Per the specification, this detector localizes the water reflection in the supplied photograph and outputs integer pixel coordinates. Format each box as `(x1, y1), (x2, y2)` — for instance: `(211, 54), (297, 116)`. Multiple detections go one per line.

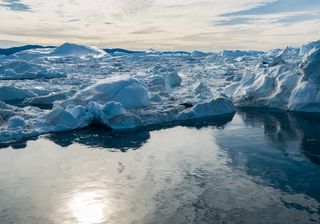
(46, 114), (234, 151)
(47, 125), (151, 151)
(238, 109), (320, 165)
(214, 109), (320, 206)
(0, 110), (319, 223)
(0, 114), (234, 151)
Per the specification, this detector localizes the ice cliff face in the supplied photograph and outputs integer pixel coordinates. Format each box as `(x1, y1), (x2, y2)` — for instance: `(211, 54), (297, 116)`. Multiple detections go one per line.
(1, 40), (320, 143)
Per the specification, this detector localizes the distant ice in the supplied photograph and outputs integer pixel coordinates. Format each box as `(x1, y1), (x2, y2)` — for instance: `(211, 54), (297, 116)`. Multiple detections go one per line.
(6, 43), (107, 59)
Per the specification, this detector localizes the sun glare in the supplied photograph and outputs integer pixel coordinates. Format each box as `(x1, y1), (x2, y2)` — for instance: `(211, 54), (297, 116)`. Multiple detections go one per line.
(68, 191), (110, 224)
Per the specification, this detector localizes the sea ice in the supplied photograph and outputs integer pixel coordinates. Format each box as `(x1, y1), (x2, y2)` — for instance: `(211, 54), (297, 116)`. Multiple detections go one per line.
(0, 60), (65, 80)
(0, 85), (37, 101)
(1, 40), (320, 144)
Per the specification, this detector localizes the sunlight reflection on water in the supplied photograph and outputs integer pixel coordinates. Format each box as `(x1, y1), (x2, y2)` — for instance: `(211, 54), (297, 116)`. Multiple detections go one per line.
(68, 190), (110, 224)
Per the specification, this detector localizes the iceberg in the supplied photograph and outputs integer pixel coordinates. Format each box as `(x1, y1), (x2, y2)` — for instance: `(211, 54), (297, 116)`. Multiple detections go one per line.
(50, 43), (106, 58)
(227, 44), (320, 112)
(9, 43), (106, 59)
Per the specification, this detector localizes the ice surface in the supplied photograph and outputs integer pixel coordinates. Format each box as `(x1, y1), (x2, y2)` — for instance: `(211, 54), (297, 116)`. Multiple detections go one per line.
(1, 40), (320, 143)
(58, 78), (150, 109)
(0, 85), (37, 101)
(0, 60), (65, 80)
(227, 43), (320, 112)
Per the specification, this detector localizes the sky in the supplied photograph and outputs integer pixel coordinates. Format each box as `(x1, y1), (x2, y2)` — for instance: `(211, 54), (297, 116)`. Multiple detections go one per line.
(0, 0), (320, 51)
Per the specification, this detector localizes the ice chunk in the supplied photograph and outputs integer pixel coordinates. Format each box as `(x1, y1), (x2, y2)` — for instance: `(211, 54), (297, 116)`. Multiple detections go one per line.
(147, 65), (181, 93)
(194, 82), (211, 94)
(288, 81), (320, 112)
(177, 96), (235, 121)
(261, 47), (289, 67)
(24, 92), (68, 106)
(107, 113), (143, 130)
(299, 40), (320, 57)
(0, 60), (65, 80)
(7, 116), (26, 128)
(42, 105), (93, 132)
(288, 48), (320, 112)
(59, 78), (150, 109)
(87, 101), (125, 125)
(301, 47), (320, 84)
(0, 85), (37, 101)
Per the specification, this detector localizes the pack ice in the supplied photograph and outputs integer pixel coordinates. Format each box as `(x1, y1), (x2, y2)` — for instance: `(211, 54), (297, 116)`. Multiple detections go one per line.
(1, 40), (319, 143)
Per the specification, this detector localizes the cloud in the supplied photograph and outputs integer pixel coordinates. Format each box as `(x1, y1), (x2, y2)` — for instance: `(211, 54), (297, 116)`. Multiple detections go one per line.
(0, 39), (24, 48)
(0, 0), (30, 11)
(0, 0), (319, 51)
(131, 27), (164, 35)
(221, 0), (320, 16)
(216, 17), (255, 26)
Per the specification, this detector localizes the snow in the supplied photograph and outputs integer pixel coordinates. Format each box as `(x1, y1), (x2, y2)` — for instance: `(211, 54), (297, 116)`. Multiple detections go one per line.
(1, 40), (320, 143)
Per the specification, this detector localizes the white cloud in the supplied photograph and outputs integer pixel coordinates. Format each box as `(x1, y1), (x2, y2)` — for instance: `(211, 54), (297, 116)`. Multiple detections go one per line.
(0, 0), (319, 50)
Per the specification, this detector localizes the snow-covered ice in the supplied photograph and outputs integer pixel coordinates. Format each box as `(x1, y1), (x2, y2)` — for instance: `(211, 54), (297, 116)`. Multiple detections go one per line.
(1, 40), (320, 143)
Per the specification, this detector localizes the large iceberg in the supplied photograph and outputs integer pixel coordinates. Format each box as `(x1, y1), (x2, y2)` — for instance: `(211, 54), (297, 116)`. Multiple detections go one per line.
(9, 43), (106, 59)
(226, 43), (320, 112)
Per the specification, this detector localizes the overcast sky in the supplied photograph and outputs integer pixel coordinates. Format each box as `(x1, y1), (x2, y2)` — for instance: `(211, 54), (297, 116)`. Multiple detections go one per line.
(0, 0), (319, 51)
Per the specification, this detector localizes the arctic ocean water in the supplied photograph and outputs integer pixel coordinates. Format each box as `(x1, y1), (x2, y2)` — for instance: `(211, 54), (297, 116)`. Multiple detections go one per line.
(0, 109), (320, 224)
